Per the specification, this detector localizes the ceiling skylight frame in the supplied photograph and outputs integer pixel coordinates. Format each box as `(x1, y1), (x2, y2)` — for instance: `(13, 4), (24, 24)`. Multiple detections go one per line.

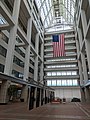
(35, 0), (76, 31)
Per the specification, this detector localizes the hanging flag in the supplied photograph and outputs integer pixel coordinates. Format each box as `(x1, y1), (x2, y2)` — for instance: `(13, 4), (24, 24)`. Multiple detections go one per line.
(52, 34), (65, 57)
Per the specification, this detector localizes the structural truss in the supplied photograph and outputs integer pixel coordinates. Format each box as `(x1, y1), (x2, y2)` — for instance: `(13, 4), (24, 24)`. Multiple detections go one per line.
(35, 0), (76, 31)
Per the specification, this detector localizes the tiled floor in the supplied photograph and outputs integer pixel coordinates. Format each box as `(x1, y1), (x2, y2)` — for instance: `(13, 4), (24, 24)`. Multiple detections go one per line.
(0, 102), (90, 120)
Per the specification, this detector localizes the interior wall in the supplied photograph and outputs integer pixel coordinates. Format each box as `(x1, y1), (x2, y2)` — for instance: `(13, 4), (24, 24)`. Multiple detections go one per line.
(55, 87), (81, 102)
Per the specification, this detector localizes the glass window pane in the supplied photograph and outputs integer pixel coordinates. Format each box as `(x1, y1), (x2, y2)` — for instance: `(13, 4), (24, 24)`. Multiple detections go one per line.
(57, 80), (61, 86)
(62, 80), (67, 86)
(52, 80), (56, 86)
(72, 71), (76, 75)
(47, 80), (51, 86)
(73, 80), (78, 86)
(67, 80), (72, 86)
(57, 72), (61, 75)
(47, 72), (51, 76)
(67, 72), (71, 75)
(52, 72), (56, 76)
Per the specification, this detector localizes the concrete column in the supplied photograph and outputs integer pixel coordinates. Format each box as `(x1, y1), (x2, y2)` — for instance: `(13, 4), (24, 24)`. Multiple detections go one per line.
(76, 38), (83, 85)
(0, 80), (10, 104)
(85, 39), (90, 73)
(77, 28), (82, 49)
(80, 87), (86, 102)
(78, 60), (84, 85)
(78, 28), (88, 81)
(34, 33), (39, 81)
(81, 53), (88, 80)
(27, 86), (31, 110)
(23, 18), (32, 80)
(21, 85), (28, 102)
(39, 89), (42, 106)
(85, 86), (90, 102)
(34, 56), (38, 81)
(81, 10), (87, 37)
(4, 0), (21, 75)
(81, 9), (90, 74)
(34, 87), (37, 108)
(43, 88), (45, 104)
(35, 33), (39, 53)
(40, 43), (44, 83)
(40, 62), (43, 82)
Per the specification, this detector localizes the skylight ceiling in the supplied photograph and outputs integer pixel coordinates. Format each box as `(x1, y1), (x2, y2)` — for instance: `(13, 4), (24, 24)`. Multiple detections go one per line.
(35, 0), (76, 32)
(0, 15), (6, 25)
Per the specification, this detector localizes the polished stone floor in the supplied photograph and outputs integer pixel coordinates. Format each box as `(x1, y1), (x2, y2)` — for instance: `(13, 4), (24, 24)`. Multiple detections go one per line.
(0, 102), (90, 120)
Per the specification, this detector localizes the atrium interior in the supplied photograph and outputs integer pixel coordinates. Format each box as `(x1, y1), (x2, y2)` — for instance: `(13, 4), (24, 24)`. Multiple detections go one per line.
(0, 0), (90, 119)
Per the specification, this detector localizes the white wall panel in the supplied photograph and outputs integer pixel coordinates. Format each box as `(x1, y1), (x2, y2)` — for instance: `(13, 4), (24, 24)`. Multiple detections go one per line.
(55, 87), (81, 102)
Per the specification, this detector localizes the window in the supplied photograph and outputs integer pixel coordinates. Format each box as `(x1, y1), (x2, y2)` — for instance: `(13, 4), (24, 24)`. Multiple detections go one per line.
(67, 72), (71, 75)
(73, 80), (78, 86)
(0, 63), (4, 73)
(0, 45), (7, 57)
(52, 80), (56, 86)
(13, 56), (24, 68)
(62, 80), (67, 86)
(47, 80), (51, 86)
(30, 59), (34, 66)
(12, 70), (23, 79)
(72, 71), (76, 75)
(16, 36), (22, 43)
(52, 72), (56, 76)
(57, 72), (61, 75)
(62, 72), (66, 75)
(15, 46), (25, 58)
(57, 80), (61, 86)
(67, 80), (72, 86)
(29, 67), (34, 74)
(47, 72), (51, 76)
(0, 32), (9, 44)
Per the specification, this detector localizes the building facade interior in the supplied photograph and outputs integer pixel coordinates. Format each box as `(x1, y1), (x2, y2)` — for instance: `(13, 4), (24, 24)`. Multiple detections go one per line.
(0, 0), (90, 112)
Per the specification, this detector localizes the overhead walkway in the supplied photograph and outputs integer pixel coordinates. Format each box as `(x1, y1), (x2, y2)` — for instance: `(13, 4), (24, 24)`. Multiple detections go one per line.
(44, 67), (79, 72)
(44, 60), (78, 65)
(44, 75), (80, 80)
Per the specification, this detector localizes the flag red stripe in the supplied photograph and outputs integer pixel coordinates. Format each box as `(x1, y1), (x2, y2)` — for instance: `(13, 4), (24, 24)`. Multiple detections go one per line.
(53, 34), (65, 57)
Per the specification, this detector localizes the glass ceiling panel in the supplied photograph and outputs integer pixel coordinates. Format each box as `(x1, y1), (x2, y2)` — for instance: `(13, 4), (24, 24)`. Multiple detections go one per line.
(35, 0), (76, 32)
(0, 16), (6, 25)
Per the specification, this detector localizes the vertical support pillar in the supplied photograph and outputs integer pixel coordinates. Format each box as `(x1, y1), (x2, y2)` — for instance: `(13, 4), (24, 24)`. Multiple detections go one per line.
(43, 88), (45, 104)
(85, 86), (90, 102)
(23, 17), (32, 80)
(34, 33), (39, 81)
(85, 39), (90, 73)
(34, 87), (37, 108)
(76, 38), (83, 85)
(81, 10), (87, 37)
(78, 28), (88, 81)
(80, 88), (86, 102)
(21, 85), (28, 102)
(0, 80), (10, 104)
(39, 89), (41, 106)
(81, 53), (88, 80)
(40, 42), (44, 82)
(82, 5), (90, 100)
(28, 86), (31, 110)
(4, 0), (21, 75)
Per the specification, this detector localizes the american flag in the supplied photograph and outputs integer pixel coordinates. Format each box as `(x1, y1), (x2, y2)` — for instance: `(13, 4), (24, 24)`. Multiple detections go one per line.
(52, 34), (65, 57)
